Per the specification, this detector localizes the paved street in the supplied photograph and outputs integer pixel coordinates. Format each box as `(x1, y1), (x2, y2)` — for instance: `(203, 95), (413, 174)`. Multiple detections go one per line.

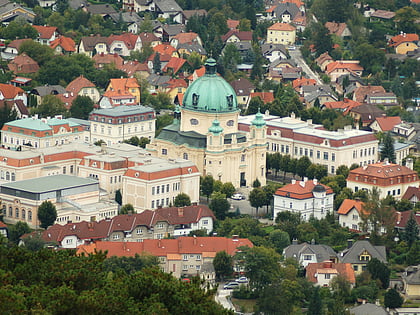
(289, 48), (323, 84)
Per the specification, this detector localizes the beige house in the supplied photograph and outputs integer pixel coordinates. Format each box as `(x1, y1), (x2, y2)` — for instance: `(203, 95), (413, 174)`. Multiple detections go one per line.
(78, 35), (108, 57)
(266, 23), (296, 45)
(66, 75), (100, 103)
(239, 113), (379, 174)
(0, 175), (118, 229)
(403, 265), (420, 297)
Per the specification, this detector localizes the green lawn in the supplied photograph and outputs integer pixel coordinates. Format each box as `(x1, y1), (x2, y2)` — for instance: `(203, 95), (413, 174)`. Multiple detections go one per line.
(231, 297), (256, 313)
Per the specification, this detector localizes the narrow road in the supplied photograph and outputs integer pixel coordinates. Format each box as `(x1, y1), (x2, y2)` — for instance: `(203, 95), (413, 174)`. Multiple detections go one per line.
(289, 48), (323, 84)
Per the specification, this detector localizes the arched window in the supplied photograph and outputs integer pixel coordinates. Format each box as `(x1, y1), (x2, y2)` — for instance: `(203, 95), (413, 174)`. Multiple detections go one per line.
(11, 173), (15, 181)
(22, 209), (26, 220)
(28, 211), (32, 221)
(5, 172), (10, 181)
(183, 153), (188, 160)
(15, 208), (19, 218)
(8, 207), (12, 217)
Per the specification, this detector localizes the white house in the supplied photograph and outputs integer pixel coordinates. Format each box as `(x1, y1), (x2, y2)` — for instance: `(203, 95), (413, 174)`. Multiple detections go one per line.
(337, 199), (365, 231)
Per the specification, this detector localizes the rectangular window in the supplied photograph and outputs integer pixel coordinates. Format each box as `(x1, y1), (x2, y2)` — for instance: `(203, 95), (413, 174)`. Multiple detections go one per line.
(183, 255), (188, 261)
(304, 255), (312, 260)
(183, 265), (188, 271)
(152, 200), (155, 208)
(323, 152), (328, 160)
(166, 184), (170, 192)
(136, 228), (143, 234)
(310, 149), (313, 157)
(317, 151), (320, 159)
(161, 185), (165, 193)
(331, 153), (335, 161)
(157, 186), (160, 194)
(152, 187), (155, 195)
(325, 274), (331, 279)
(162, 149), (167, 155)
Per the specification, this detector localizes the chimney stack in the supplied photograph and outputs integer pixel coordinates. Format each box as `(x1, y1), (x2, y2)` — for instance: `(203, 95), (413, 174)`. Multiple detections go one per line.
(406, 158), (414, 170)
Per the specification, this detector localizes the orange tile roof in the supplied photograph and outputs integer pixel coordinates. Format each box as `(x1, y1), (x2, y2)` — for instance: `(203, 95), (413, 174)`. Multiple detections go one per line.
(325, 61), (363, 74)
(275, 180), (333, 199)
(306, 262), (355, 285)
(50, 36), (76, 52)
(348, 162), (418, 181)
(187, 66), (205, 81)
(389, 33), (419, 47)
(32, 25), (57, 39)
(66, 75), (95, 94)
(227, 19), (239, 29)
(153, 44), (177, 56)
(292, 78), (317, 89)
(93, 53), (124, 68)
(162, 57), (186, 74)
(284, 0), (304, 7)
(353, 85), (386, 103)
(268, 23), (296, 31)
(249, 91), (274, 104)
(323, 98), (361, 111)
(109, 78), (140, 91)
(166, 78), (188, 89)
(103, 89), (135, 98)
(108, 33), (139, 49)
(8, 53), (39, 74)
(172, 32), (200, 44)
(0, 84), (24, 99)
(374, 116), (401, 131)
(337, 199), (365, 215)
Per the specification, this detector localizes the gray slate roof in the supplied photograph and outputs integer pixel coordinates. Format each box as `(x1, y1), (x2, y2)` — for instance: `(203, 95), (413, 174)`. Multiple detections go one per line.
(403, 265), (420, 285)
(283, 243), (337, 262)
(147, 74), (171, 87)
(84, 3), (117, 15)
(339, 240), (387, 264)
(90, 105), (154, 117)
(177, 43), (207, 55)
(349, 303), (388, 315)
(31, 85), (66, 96)
(109, 12), (142, 24)
(261, 43), (288, 56)
(273, 3), (300, 19)
(162, 24), (185, 37)
(154, 0), (182, 13)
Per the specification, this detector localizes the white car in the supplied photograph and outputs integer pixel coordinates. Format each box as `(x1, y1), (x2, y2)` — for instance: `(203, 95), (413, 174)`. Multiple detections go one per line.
(231, 193), (244, 200)
(236, 276), (248, 283)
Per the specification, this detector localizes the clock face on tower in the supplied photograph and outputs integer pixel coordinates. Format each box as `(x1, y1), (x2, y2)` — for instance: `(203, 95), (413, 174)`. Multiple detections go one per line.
(226, 120), (234, 126)
(190, 118), (199, 125)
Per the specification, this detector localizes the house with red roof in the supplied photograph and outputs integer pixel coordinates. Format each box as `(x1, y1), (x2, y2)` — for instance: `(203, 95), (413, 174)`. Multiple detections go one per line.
(337, 199), (366, 231)
(247, 92), (274, 106)
(267, 23), (296, 45)
(8, 53), (39, 74)
(153, 43), (178, 57)
(99, 90), (137, 108)
(315, 52), (334, 71)
(147, 52), (172, 74)
(395, 210), (420, 236)
(119, 60), (150, 78)
(162, 57), (187, 76)
(164, 78), (188, 103)
(4, 38), (32, 56)
(369, 115), (402, 133)
(389, 33), (419, 55)
(306, 261), (356, 287)
(274, 178), (334, 221)
(0, 99), (28, 118)
(50, 36), (76, 55)
(92, 53), (124, 69)
(221, 30), (253, 43)
(325, 22), (351, 38)
(32, 25), (58, 45)
(138, 32), (161, 48)
(402, 186), (420, 205)
(227, 19), (239, 30)
(77, 236), (253, 279)
(325, 61), (363, 82)
(170, 32), (203, 48)
(106, 78), (141, 103)
(353, 85), (386, 103)
(108, 33), (141, 57)
(322, 98), (361, 113)
(0, 83), (27, 105)
(293, 78), (317, 94)
(347, 161), (420, 200)
(187, 66), (205, 83)
(65, 75), (100, 104)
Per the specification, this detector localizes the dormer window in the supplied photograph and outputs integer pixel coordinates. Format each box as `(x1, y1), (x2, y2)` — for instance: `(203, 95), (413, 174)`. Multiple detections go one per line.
(227, 95), (233, 108)
(192, 93), (199, 107)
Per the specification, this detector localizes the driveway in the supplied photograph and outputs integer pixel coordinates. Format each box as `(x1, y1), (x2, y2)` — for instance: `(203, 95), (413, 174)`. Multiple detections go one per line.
(289, 48), (323, 84)
(215, 283), (235, 311)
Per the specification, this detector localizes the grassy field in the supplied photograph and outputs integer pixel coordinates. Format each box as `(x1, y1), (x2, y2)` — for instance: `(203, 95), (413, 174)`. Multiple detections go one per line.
(231, 298), (256, 313)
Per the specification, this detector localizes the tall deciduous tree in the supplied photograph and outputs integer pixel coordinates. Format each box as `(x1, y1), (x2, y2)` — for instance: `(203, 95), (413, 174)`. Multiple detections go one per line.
(307, 286), (322, 315)
(8, 221), (31, 244)
(174, 193), (191, 207)
(367, 258), (390, 289)
(384, 288), (404, 308)
(213, 250), (233, 281)
(34, 95), (67, 117)
(37, 201), (57, 229)
(119, 203), (135, 214)
(381, 132), (396, 163)
(209, 191), (230, 220)
(201, 175), (214, 202)
(296, 156), (311, 179)
(249, 188), (266, 217)
(221, 182), (235, 199)
(70, 96), (94, 120)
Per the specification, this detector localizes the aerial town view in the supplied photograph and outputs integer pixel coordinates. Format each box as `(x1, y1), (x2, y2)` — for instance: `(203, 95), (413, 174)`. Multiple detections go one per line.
(0, 0), (419, 313)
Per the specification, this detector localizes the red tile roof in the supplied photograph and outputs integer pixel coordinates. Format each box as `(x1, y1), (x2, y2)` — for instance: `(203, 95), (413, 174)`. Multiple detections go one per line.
(323, 98), (361, 111)
(124, 164), (199, 181)
(0, 84), (24, 99)
(353, 85), (386, 103)
(66, 75), (96, 94)
(249, 91), (274, 104)
(77, 236), (253, 257)
(337, 199), (365, 215)
(395, 210), (420, 229)
(389, 33), (419, 47)
(172, 32), (200, 44)
(93, 53), (124, 68)
(109, 78), (140, 91)
(108, 33), (139, 49)
(292, 78), (317, 89)
(32, 25), (57, 40)
(275, 180), (333, 199)
(227, 19), (239, 30)
(373, 115), (401, 131)
(153, 43), (177, 56)
(138, 32), (160, 44)
(221, 30), (253, 42)
(7, 38), (32, 49)
(187, 66), (206, 81)
(50, 36), (76, 52)
(162, 57), (186, 74)
(306, 261), (355, 285)
(325, 61), (363, 74)
(268, 23), (296, 32)
(165, 78), (188, 89)
(118, 61), (149, 77)
(8, 53), (39, 74)
(402, 186), (420, 201)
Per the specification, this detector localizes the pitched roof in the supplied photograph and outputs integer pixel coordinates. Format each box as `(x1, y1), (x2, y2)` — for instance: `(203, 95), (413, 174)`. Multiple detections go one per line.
(109, 78), (139, 91)
(293, 78), (317, 89)
(171, 32), (200, 44)
(0, 83), (24, 99)
(8, 53), (39, 74)
(402, 186), (420, 201)
(7, 38), (31, 49)
(84, 3), (117, 15)
(50, 36), (76, 52)
(108, 33), (139, 49)
(229, 77), (255, 96)
(165, 78), (188, 89)
(349, 103), (385, 123)
(0, 99), (29, 115)
(66, 75), (95, 94)
(92, 53), (124, 68)
(339, 240), (387, 264)
(32, 25), (57, 39)
(337, 199), (365, 215)
(182, 9), (207, 19)
(221, 30), (253, 42)
(268, 22), (296, 31)
(138, 32), (160, 44)
(323, 98), (361, 111)
(275, 180), (333, 200)
(153, 43), (177, 56)
(372, 115), (401, 131)
(325, 22), (348, 37)
(389, 33), (419, 47)
(371, 9), (395, 19)
(403, 265), (420, 285)
(395, 210), (420, 229)
(249, 92), (274, 103)
(283, 242), (337, 262)
(118, 61), (149, 77)
(349, 162), (417, 180)
(80, 35), (108, 51)
(227, 19), (239, 30)
(350, 303), (388, 315)
(306, 261), (356, 285)
(325, 61), (364, 74)
(353, 85), (386, 103)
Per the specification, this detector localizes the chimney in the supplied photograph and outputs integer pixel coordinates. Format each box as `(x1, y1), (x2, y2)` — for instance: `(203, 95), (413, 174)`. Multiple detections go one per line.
(313, 178), (318, 185)
(406, 158), (414, 170)
(299, 181), (305, 188)
(292, 239), (298, 245)
(193, 235), (197, 245)
(323, 261), (332, 268)
(232, 235), (239, 241)
(178, 207), (184, 217)
(292, 179), (296, 184)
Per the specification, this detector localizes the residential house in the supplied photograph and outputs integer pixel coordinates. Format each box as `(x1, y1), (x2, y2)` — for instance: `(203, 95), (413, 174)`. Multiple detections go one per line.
(337, 199), (365, 231)
(108, 33), (142, 57)
(274, 178), (334, 221)
(99, 90), (137, 108)
(10, 77), (32, 88)
(335, 73), (365, 96)
(138, 32), (161, 48)
(349, 303), (388, 315)
(30, 85), (66, 106)
(153, 43), (178, 57)
(402, 186), (420, 206)
(66, 75), (100, 104)
(283, 241), (338, 267)
(77, 236), (253, 279)
(150, 0), (182, 19)
(173, 9), (207, 25)
(119, 60), (150, 79)
(49, 36), (76, 55)
(162, 57), (186, 76)
(292, 78), (317, 94)
(0, 1), (35, 25)
(348, 104), (385, 127)
(122, 0), (150, 13)
(325, 61), (364, 83)
(230, 77), (255, 106)
(32, 25), (58, 45)
(321, 98), (361, 113)
(177, 43), (207, 59)
(78, 35), (108, 57)
(365, 92), (398, 108)
(128, 18), (162, 35)
(306, 261), (356, 287)
(267, 23), (296, 45)
(393, 122), (420, 142)
(108, 11), (142, 27)
(89, 105), (155, 145)
(226, 19), (239, 30)
(170, 32), (202, 48)
(324, 22), (352, 38)
(353, 85), (386, 103)
(267, 59), (301, 82)
(146, 74), (171, 94)
(82, 3), (117, 16)
(226, 41), (252, 61)
(106, 78), (141, 103)
(303, 85), (338, 107)
(0, 221), (7, 238)
(0, 99), (28, 118)
(1, 116), (83, 149)
(8, 53), (39, 74)
(402, 265), (420, 297)
(3, 38), (31, 58)
(347, 161), (420, 200)
(23, 205), (216, 248)
(161, 24), (185, 42)
(315, 52), (333, 71)
(239, 113), (379, 175)
(389, 33), (419, 55)
(163, 78), (188, 104)
(221, 30), (253, 44)
(92, 53), (124, 69)
(0, 83), (27, 105)
(247, 92), (274, 107)
(395, 210), (420, 236)
(369, 115), (402, 133)
(339, 240), (387, 275)
(261, 43), (288, 63)
(0, 174), (118, 229)
(369, 9), (395, 21)
(266, 2), (300, 23)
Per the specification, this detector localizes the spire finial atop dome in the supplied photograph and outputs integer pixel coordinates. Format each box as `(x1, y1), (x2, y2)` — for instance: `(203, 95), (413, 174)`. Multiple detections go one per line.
(251, 108), (266, 128)
(204, 58), (217, 75)
(208, 118), (223, 135)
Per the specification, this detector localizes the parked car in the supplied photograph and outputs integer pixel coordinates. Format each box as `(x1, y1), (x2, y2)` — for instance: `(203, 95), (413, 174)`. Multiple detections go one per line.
(223, 281), (240, 290)
(236, 277), (248, 283)
(231, 193), (245, 200)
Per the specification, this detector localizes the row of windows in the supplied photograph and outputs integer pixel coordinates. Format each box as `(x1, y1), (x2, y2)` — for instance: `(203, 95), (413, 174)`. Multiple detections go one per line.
(93, 123), (153, 135)
(151, 198), (171, 209)
(152, 183), (180, 195)
(4, 136), (39, 148)
(352, 147), (375, 158)
(182, 265), (201, 271)
(0, 170), (16, 181)
(93, 114), (153, 124)
(183, 254), (201, 260)
(110, 175), (122, 184)
(3, 206), (33, 221)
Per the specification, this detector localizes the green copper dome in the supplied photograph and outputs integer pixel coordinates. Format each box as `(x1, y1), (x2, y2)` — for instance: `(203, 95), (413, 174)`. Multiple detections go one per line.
(183, 58), (238, 112)
(251, 109), (266, 128)
(208, 119), (224, 135)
